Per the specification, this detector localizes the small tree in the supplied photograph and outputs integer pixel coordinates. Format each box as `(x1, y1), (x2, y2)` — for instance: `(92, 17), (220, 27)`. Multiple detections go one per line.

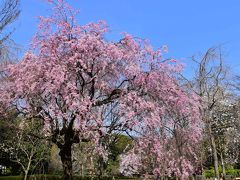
(1, 119), (49, 180)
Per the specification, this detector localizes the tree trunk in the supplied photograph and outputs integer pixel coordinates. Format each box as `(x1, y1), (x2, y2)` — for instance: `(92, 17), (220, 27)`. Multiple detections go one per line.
(81, 163), (84, 177)
(24, 171), (28, 180)
(208, 125), (219, 179)
(97, 156), (107, 178)
(24, 155), (32, 180)
(59, 144), (73, 180)
(220, 151), (226, 178)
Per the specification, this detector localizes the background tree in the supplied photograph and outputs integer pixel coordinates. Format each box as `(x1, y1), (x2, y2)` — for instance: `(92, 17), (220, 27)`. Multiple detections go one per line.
(0, 0), (20, 65)
(181, 47), (231, 179)
(0, 118), (50, 180)
(72, 134), (132, 177)
(0, 0), (20, 43)
(0, 111), (21, 175)
(48, 144), (63, 175)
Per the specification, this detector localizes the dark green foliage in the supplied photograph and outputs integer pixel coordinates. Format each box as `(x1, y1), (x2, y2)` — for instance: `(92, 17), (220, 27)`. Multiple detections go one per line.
(203, 169), (215, 178)
(226, 169), (240, 176)
(0, 112), (22, 175)
(109, 134), (133, 160)
(106, 134), (132, 175)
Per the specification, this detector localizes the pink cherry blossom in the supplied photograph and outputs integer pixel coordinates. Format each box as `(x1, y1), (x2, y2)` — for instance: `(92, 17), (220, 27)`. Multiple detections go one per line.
(0, 0), (202, 178)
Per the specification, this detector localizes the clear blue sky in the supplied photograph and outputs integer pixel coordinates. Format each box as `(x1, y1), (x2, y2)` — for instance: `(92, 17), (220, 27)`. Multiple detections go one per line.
(12, 0), (240, 76)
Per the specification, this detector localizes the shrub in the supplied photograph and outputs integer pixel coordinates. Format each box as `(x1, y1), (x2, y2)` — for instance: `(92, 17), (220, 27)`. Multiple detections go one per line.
(0, 175), (62, 180)
(203, 168), (240, 178)
(0, 176), (23, 180)
(226, 169), (240, 177)
(203, 169), (215, 178)
(0, 175), (139, 180)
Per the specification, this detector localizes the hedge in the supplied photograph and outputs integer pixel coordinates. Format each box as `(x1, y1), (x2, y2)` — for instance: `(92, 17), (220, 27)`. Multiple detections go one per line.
(0, 175), (139, 180)
(203, 168), (240, 178)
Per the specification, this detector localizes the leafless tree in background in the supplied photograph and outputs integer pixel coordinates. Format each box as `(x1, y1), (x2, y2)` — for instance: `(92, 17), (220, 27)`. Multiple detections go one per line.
(0, 0), (20, 44)
(0, 0), (20, 89)
(181, 46), (230, 179)
(0, 0), (20, 65)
